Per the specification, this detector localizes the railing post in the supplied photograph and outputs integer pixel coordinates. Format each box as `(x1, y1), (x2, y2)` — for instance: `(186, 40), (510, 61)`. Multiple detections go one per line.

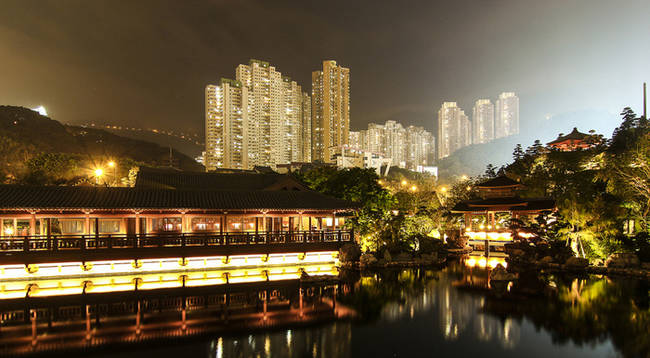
(107, 235), (112, 249)
(181, 233), (186, 248)
(24, 237), (29, 252)
(81, 235), (86, 251)
(338, 230), (342, 242)
(321, 231), (325, 242)
(225, 233), (229, 246)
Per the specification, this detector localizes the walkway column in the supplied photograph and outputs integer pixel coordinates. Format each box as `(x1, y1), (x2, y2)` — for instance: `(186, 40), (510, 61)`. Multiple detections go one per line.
(85, 212), (91, 236)
(29, 213), (36, 236)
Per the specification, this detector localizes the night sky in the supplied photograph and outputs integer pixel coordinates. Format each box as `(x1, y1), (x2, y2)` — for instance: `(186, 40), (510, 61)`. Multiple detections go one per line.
(1, 0), (649, 136)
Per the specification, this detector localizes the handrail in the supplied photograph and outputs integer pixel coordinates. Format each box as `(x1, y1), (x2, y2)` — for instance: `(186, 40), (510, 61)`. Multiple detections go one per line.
(0, 230), (353, 253)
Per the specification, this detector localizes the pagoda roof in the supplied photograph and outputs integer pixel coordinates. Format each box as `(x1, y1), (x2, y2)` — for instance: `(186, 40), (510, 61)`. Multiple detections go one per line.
(547, 127), (590, 145)
(451, 197), (555, 213)
(0, 185), (356, 211)
(135, 167), (308, 191)
(476, 175), (522, 188)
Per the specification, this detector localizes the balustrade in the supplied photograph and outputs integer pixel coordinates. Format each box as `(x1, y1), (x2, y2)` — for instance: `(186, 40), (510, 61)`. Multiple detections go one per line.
(0, 230), (353, 253)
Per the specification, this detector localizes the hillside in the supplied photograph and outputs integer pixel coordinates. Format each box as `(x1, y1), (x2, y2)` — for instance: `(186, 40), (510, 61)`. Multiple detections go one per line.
(0, 106), (203, 183)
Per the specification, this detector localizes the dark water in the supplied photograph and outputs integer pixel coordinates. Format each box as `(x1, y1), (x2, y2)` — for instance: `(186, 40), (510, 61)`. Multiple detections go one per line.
(4, 260), (650, 358)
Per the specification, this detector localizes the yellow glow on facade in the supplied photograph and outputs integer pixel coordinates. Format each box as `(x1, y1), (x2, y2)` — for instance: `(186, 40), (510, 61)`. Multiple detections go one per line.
(465, 256), (507, 269)
(465, 231), (513, 241)
(0, 251), (339, 281)
(0, 263), (338, 299)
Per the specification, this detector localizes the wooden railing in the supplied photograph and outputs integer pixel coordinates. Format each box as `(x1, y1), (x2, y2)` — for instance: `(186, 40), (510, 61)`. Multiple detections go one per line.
(0, 230), (353, 253)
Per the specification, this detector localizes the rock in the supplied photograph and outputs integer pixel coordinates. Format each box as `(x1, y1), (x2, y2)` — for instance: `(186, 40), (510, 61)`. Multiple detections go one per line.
(383, 250), (392, 262)
(490, 264), (517, 281)
(539, 256), (554, 264)
(395, 252), (412, 262)
(359, 253), (378, 267)
(606, 253), (640, 268)
(565, 257), (589, 268)
(592, 258), (604, 267)
(420, 252), (438, 265)
(510, 249), (526, 257)
(339, 243), (361, 263)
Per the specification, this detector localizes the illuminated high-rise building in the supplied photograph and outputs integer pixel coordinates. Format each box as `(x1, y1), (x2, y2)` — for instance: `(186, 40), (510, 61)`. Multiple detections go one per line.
(472, 99), (495, 144)
(301, 92), (312, 162)
(495, 92), (519, 138)
(204, 79), (249, 170)
(437, 102), (471, 159)
(312, 60), (350, 163)
(350, 121), (434, 170)
(205, 60), (310, 171)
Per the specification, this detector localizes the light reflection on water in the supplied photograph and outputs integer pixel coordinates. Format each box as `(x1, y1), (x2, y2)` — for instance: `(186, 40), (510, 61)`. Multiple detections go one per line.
(5, 260), (648, 358)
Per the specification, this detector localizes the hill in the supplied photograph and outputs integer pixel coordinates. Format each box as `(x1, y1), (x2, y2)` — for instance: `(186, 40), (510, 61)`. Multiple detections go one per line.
(436, 109), (620, 181)
(0, 106), (203, 184)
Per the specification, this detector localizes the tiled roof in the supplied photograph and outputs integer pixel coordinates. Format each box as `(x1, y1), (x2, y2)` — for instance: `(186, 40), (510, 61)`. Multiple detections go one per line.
(547, 127), (590, 145)
(476, 175), (521, 188)
(451, 197), (555, 212)
(135, 167), (308, 191)
(0, 185), (357, 211)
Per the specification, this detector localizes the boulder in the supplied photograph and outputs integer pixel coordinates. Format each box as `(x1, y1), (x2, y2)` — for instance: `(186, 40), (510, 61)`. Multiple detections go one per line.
(510, 249), (526, 257)
(359, 253), (378, 267)
(338, 243), (361, 263)
(539, 256), (554, 264)
(565, 257), (589, 268)
(395, 252), (412, 262)
(606, 253), (640, 268)
(383, 250), (392, 262)
(420, 252), (438, 265)
(490, 264), (517, 281)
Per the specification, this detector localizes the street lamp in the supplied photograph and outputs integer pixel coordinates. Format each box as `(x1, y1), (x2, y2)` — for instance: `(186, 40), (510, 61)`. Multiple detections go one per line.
(410, 185), (417, 192)
(94, 168), (104, 185)
(401, 180), (407, 186)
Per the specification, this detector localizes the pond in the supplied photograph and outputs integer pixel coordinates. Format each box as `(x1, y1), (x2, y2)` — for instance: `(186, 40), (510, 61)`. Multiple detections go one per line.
(2, 259), (649, 358)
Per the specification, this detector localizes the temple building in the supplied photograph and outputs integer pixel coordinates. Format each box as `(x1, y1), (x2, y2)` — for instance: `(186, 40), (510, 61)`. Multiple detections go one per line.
(547, 127), (594, 151)
(451, 176), (555, 252)
(0, 169), (356, 280)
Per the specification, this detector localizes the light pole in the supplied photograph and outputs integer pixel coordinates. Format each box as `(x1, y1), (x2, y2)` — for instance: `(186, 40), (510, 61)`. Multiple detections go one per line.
(107, 161), (116, 185)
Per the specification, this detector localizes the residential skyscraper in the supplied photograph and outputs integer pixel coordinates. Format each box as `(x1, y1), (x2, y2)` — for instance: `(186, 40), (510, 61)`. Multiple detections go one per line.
(437, 102), (471, 159)
(349, 121), (434, 171)
(311, 60), (350, 163)
(472, 99), (495, 144)
(301, 92), (312, 162)
(495, 92), (519, 138)
(205, 60), (310, 171)
(205, 79), (249, 170)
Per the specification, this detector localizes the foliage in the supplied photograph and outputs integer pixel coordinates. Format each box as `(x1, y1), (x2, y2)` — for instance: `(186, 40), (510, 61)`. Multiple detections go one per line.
(296, 167), (395, 240)
(501, 106), (649, 261)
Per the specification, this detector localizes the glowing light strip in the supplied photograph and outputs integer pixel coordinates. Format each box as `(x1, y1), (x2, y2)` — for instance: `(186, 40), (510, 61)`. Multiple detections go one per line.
(0, 264), (338, 299)
(465, 231), (513, 241)
(0, 251), (339, 281)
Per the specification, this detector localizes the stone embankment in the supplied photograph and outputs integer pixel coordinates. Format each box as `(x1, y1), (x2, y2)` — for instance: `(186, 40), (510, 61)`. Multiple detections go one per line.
(507, 246), (650, 280)
(338, 243), (446, 269)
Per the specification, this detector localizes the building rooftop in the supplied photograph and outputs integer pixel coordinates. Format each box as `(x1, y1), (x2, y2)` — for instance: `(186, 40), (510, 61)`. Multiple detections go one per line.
(547, 127), (590, 145)
(475, 175), (522, 188)
(451, 197), (555, 213)
(0, 185), (356, 211)
(135, 167), (308, 191)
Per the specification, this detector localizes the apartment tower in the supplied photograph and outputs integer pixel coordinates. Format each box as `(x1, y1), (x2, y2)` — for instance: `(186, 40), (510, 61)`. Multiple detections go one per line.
(495, 92), (519, 138)
(311, 60), (350, 163)
(205, 60), (310, 171)
(472, 99), (495, 144)
(437, 102), (471, 159)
